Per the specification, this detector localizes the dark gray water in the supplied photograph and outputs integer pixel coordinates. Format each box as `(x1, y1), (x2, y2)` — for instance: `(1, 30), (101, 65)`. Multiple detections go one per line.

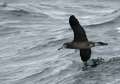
(0, 0), (120, 84)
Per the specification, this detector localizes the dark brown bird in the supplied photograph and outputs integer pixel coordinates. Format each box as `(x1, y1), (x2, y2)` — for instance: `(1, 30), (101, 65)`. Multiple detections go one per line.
(58, 15), (108, 69)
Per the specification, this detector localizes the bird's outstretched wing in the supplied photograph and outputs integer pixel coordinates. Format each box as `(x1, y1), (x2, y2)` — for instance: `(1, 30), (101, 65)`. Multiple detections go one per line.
(69, 15), (88, 42)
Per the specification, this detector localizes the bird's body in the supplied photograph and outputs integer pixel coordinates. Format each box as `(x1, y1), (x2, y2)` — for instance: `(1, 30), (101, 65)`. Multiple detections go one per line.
(59, 15), (108, 70)
(63, 41), (95, 49)
(69, 15), (92, 69)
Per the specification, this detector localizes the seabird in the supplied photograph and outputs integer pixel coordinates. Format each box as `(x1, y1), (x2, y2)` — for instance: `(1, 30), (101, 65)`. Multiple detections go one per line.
(58, 15), (108, 69)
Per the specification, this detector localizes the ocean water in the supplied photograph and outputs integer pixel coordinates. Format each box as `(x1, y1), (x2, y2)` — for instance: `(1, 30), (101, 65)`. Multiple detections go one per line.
(0, 0), (120, 84)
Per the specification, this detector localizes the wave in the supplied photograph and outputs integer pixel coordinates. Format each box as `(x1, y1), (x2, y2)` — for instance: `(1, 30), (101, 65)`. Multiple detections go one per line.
(8, 55), (120, 84)
(84, 8), (120, 26)
(0, 2), (7, 7)
(9, 9), (30, 16)
(56, 56), (120, 84)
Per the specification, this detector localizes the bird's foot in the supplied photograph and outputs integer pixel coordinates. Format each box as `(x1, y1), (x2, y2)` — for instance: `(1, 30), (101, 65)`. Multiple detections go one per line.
(95, 42), (108, 46)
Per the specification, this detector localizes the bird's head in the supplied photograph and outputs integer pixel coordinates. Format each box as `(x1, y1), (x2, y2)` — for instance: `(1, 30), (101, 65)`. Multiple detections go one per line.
(63, 42), (73, 48)
(58, 42), (73, 50)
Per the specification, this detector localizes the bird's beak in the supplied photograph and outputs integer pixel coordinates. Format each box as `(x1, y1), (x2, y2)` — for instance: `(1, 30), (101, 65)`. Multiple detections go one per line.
(58, 44), (68, 50)
(58, 45), (64, 50)
(58, 46), (63, 50)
